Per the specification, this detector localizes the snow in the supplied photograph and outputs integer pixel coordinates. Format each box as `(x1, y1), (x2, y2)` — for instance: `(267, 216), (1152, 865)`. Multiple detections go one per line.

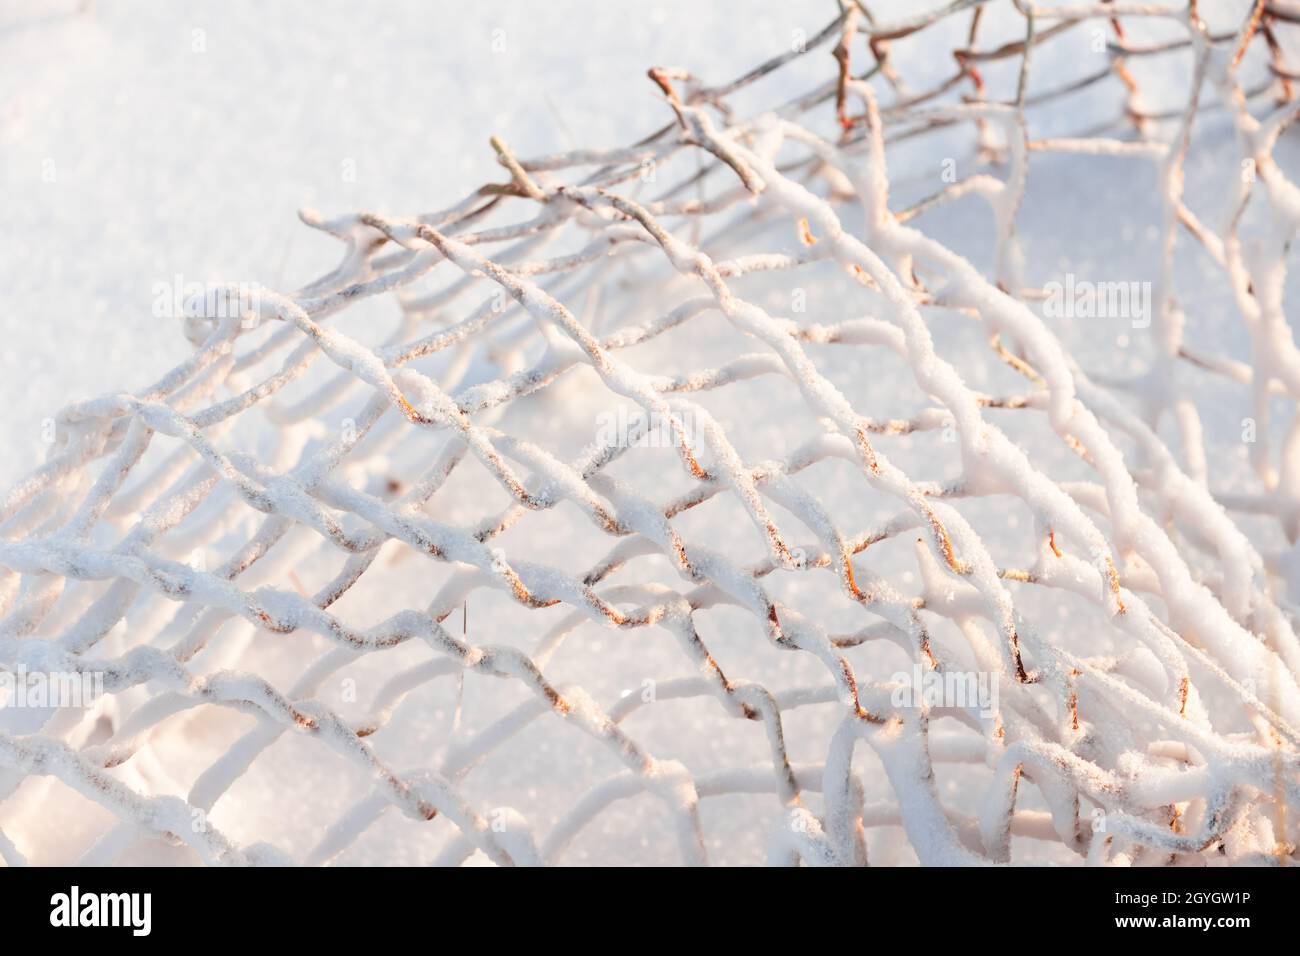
(2, 0), (1300, 866)
(0, 0), (831, 487)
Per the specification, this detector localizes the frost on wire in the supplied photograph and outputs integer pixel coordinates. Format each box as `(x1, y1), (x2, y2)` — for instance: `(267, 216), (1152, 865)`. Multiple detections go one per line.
(2, 1), (1300, 866)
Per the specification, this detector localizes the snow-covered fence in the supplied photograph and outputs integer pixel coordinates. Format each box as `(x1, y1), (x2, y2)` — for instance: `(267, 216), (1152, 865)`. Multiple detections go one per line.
(1, 1), (1299, 866)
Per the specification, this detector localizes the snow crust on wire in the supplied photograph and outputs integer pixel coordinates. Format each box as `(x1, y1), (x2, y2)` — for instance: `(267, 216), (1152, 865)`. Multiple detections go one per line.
(2, 0), (1300, 866)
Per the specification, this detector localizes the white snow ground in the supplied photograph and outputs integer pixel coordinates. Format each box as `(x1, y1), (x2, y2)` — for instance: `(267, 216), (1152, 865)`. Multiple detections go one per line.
(0, 0), (833, 488)
(2, 1), (1299, 865)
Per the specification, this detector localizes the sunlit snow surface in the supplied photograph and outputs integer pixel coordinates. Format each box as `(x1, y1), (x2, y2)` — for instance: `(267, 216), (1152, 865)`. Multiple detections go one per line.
(2, 1), (1299, 865)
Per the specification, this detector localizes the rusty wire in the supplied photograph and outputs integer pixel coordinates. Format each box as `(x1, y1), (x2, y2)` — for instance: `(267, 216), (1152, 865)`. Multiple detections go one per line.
(2, 0), (1300, 866)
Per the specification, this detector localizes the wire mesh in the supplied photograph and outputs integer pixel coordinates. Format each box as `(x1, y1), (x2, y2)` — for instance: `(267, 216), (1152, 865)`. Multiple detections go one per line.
(2, 0), (1300, 866)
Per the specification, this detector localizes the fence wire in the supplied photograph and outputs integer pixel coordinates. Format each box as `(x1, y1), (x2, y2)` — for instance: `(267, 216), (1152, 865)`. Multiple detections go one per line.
(2, 0), (1300, 866)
